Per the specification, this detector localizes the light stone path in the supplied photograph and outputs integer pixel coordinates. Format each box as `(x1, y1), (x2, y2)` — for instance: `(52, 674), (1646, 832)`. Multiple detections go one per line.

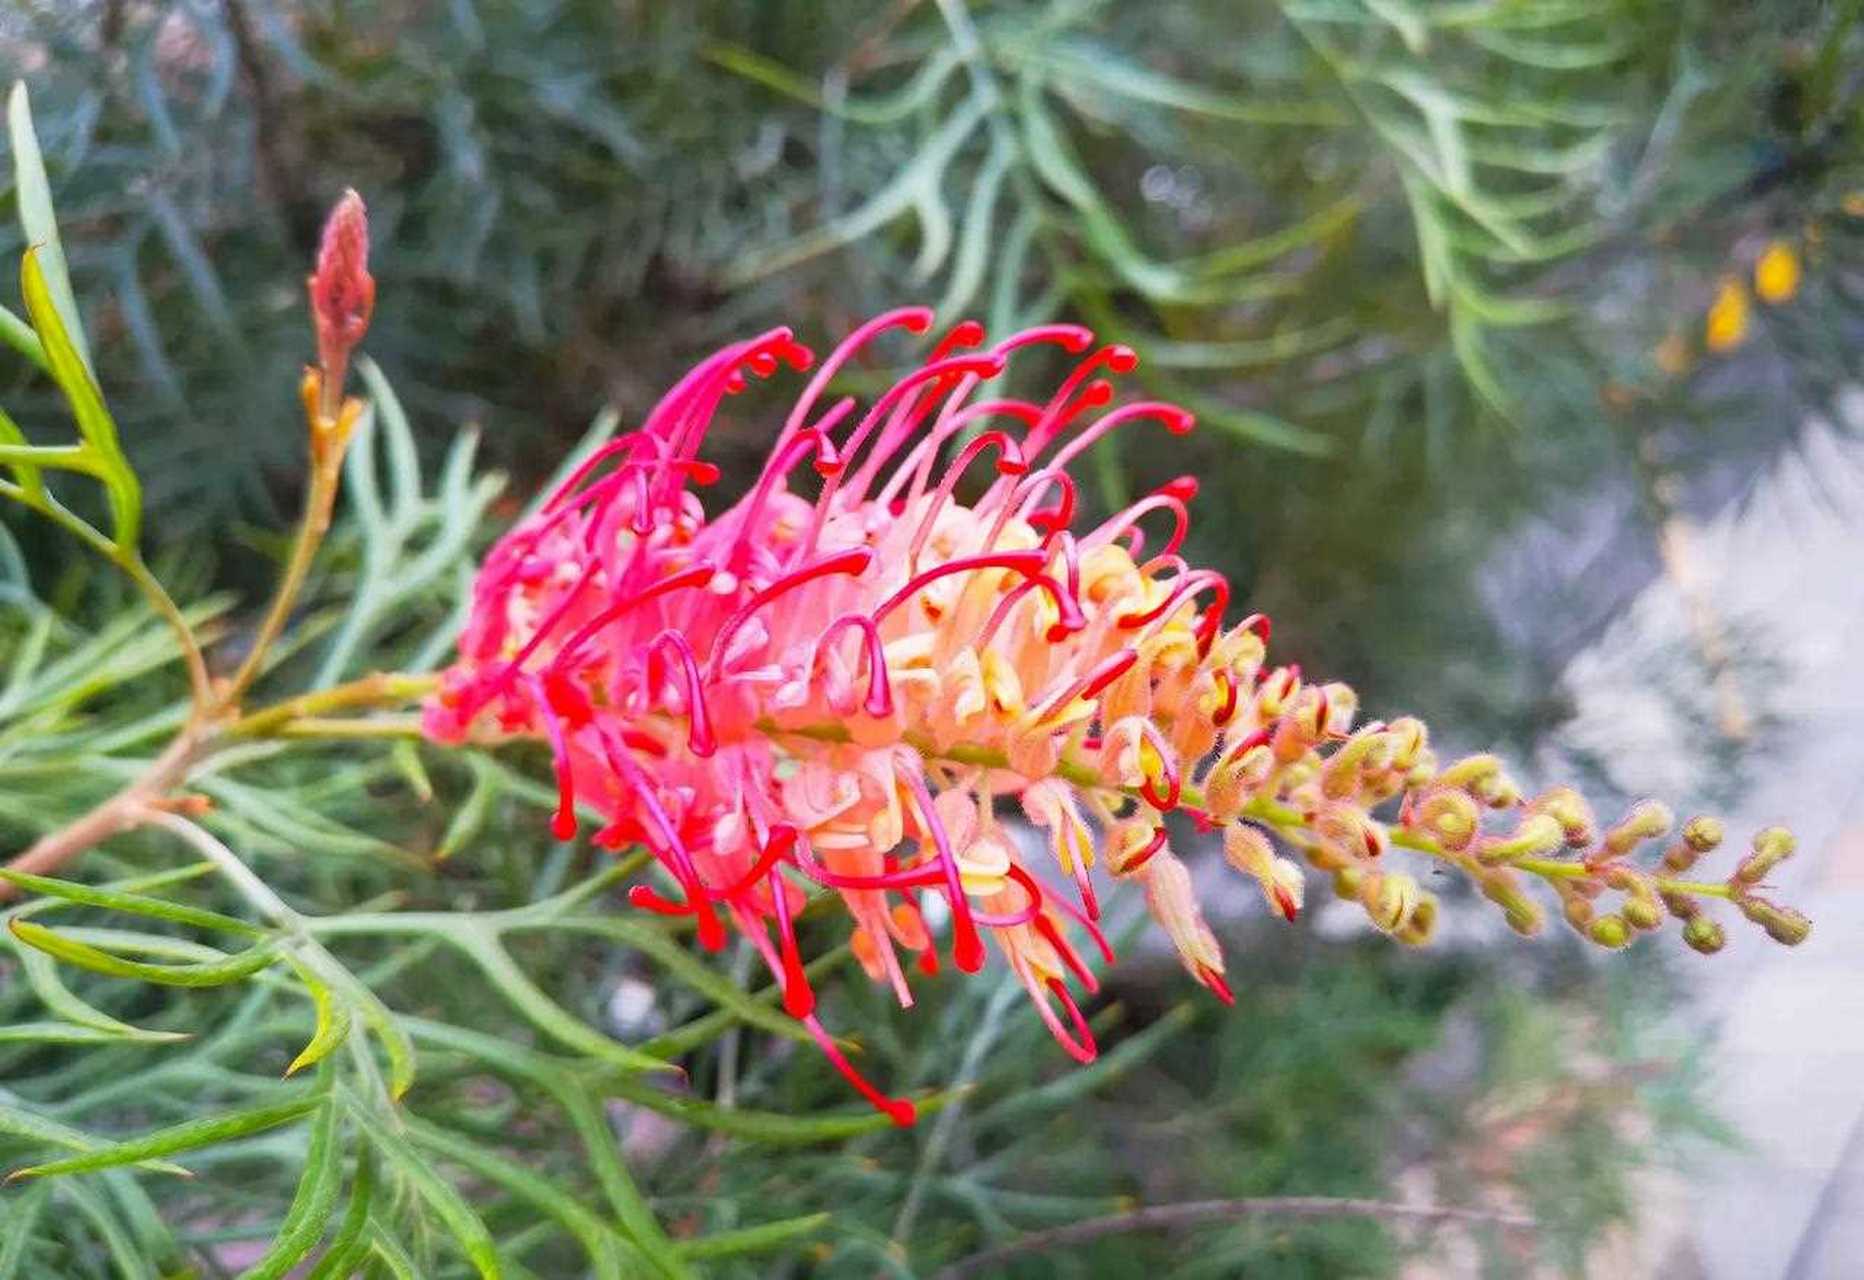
(1551, 407), (1864, 1279)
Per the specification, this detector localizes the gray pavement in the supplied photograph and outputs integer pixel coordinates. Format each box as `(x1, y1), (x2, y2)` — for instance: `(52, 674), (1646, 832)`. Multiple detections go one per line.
(1550, 413), (1864, 1279)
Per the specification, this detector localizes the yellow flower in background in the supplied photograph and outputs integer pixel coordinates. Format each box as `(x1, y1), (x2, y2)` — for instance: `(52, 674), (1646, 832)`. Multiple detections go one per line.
(1704, 276), (1750, 352)
(1754, 240), (1801, 304)
(1843, 191), (1864, 218)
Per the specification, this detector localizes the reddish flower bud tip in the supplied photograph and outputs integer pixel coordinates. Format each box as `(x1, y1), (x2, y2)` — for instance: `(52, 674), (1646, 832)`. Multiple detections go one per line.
(308, 189), (374, 376)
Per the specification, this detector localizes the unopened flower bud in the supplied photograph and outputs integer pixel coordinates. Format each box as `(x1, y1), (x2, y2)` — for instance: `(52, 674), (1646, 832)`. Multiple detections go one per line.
(1144, 851), (1230, 988)
(1358, 768), (1407, 807)
(1107, 821), (1166, 878)
(1603, 801), (1673, 859)
(308, 189), (374, 391)
(1254, 666), (1300, 719)
(1480, 774), (1523, 808)
(1395, 892), (1439, 945)
(1529, 786), (1596, 847)
(1314, 802), (1387, 861)
(1440, 754), (1521, 807)
(1210, 742), (1276, 812)
(1735, 892), (1812, 946)
(1682, 916), (1726, 955)
(1332, 865), (1365, 901)
(1383, 717), (1429, 771)
(1682, 815), (1724, 853)
(1321, 728), (1391, 799)
(1435, 753), (1503, 795)
(1279, 755), (1320, 792)
(1409, 788), (1480, 852)
(1588, 914), (1631, 949)
(1624, 897), (1664, 931)
(1316, 682), (1358, 737)
(1662, 845), (1700, 874)
(1302, 839), (1350, 872)
(1223, 822), (1274, 877)
(1359, 871), (1419, 933)
(1660, 889), (1700, 920)
(1604, 866), (1664, 931)
(1271, 713), (1317, 763)
(1477, 812), (1564, 866)
(1734, 826), (1796, 886)
(1504, 900), (1543, 936)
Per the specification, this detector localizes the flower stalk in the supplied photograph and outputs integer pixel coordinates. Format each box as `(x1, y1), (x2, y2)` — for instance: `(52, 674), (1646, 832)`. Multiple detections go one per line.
(1, 192), (383, 900)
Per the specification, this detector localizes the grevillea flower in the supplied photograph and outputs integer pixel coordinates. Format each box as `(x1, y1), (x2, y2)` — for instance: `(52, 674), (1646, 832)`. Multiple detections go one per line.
(426, 309), (1809, 1123)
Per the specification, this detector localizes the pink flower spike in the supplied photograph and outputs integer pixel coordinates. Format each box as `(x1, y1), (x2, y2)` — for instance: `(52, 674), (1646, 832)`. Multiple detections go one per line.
(424, 310), (1789, 1122)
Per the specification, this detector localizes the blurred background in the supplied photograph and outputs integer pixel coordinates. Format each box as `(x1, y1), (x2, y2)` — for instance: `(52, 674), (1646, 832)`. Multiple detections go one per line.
(2, 0), (1862, 1276)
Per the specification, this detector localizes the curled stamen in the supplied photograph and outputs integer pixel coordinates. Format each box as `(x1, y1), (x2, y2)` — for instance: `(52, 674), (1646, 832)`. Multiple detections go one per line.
(1045, 402), (1196, 477)
(810, 615), (894, 718)
(1119, 568), (1230, 640)
(902, 770), (986, 974)
(644, 630), (716, 756)
(776, 307), (931, 458)
(871, 550), (1044, 623)
(906, 430), (1030, 567)
(1019, 344), (1139, 460)
(1085, 484), (1195, 561)
(707, 548), (876, 681)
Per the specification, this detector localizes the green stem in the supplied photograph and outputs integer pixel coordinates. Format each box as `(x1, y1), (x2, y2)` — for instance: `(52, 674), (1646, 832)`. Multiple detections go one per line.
(263, 716), (424, 740)
(1512, 856), (1734, 901)
(117, 550), (214, 713)
(769, 719), (1736, 908)
(230, 672), (438, 739)
(225, 458), (343, 705)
